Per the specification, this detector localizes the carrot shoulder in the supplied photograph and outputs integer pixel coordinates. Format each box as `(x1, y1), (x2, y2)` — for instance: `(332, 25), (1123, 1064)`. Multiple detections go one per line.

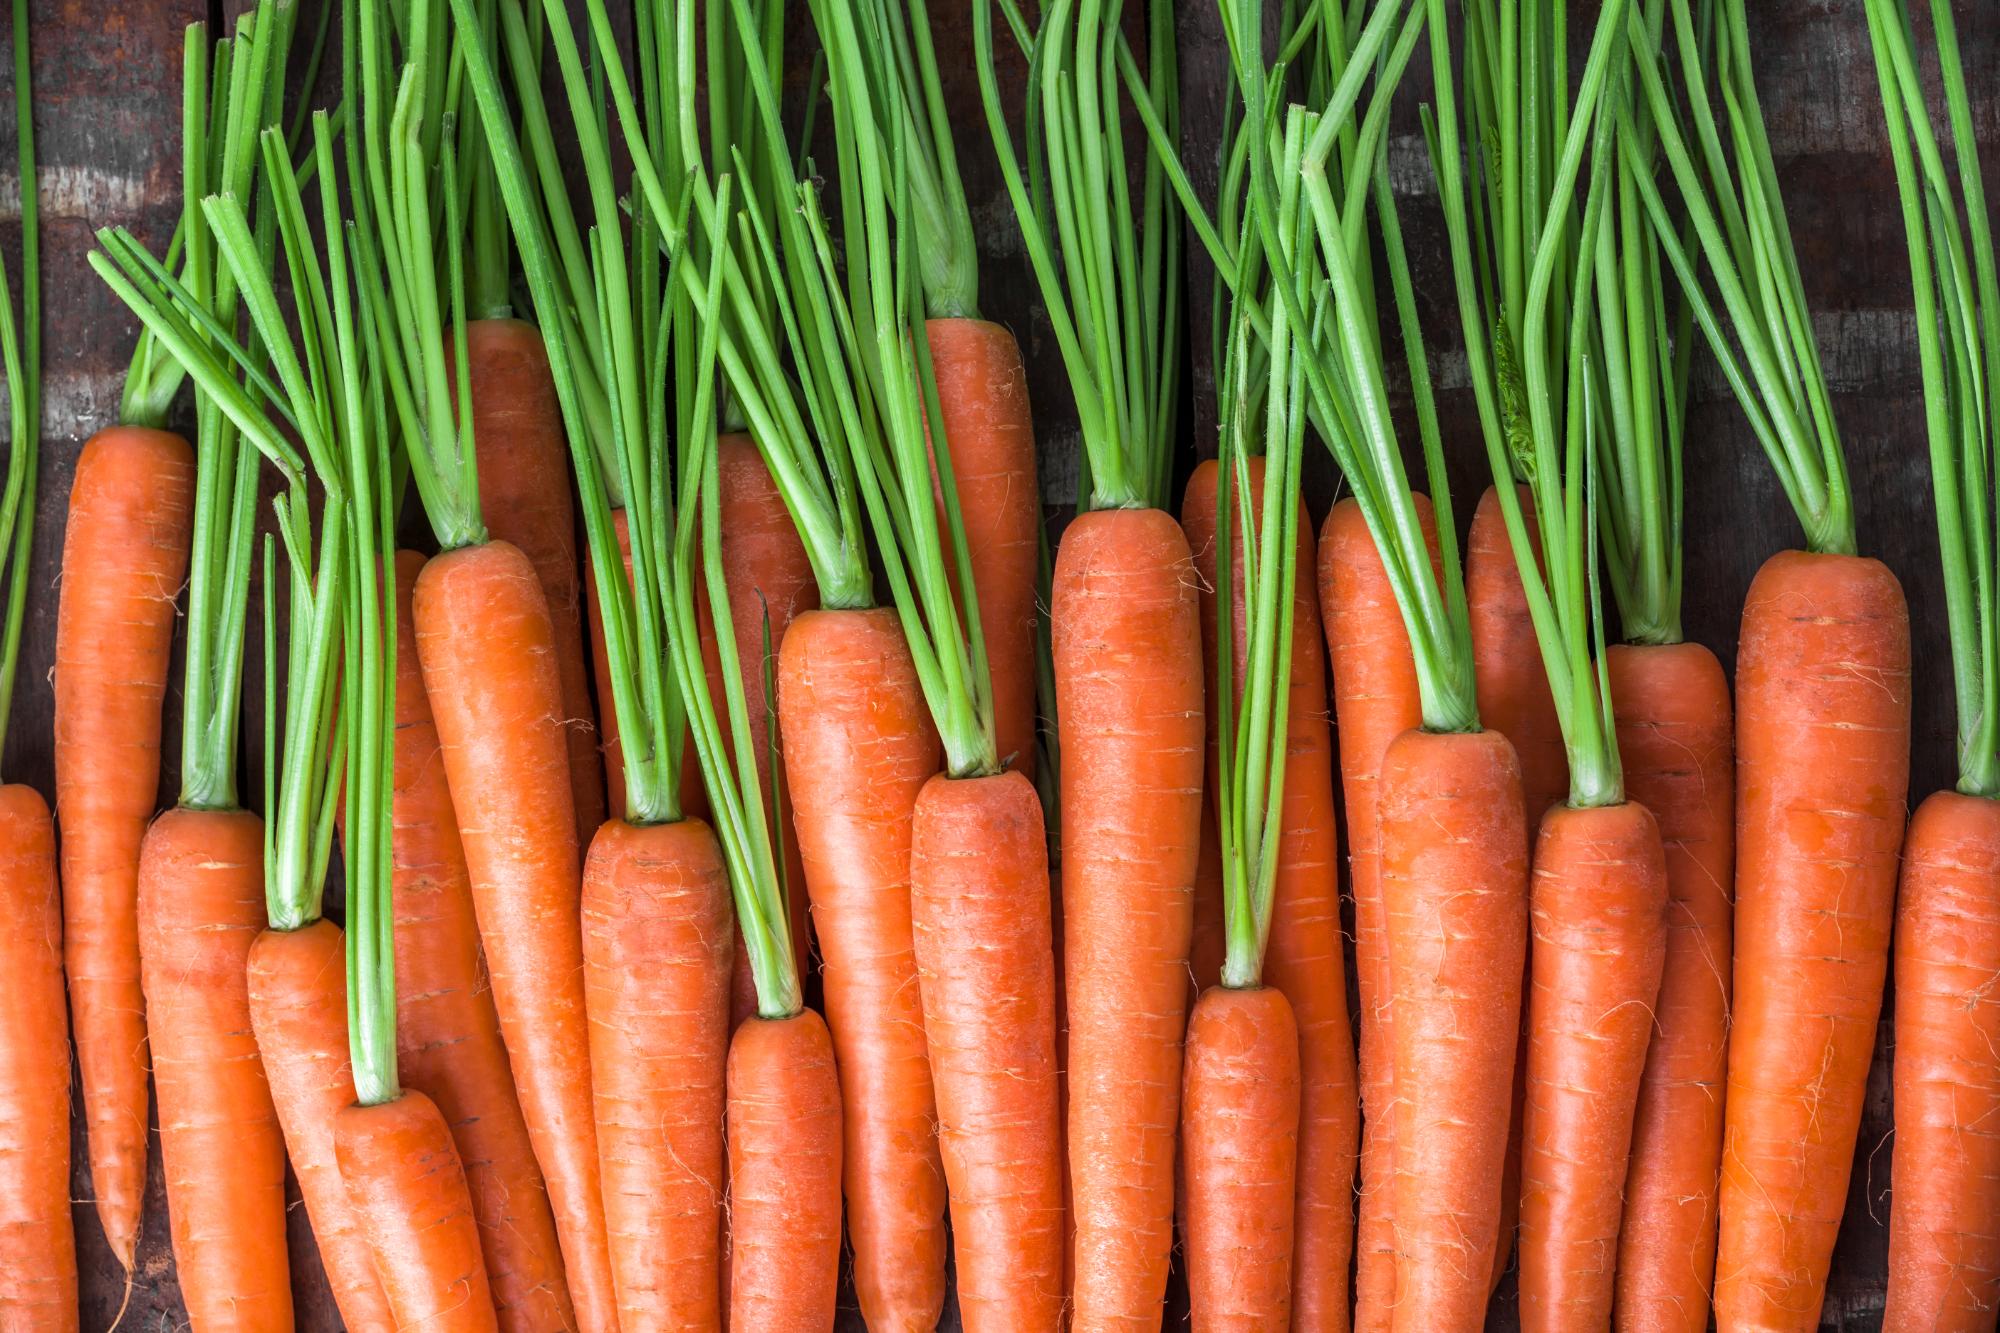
(54, 424), (194, 1266)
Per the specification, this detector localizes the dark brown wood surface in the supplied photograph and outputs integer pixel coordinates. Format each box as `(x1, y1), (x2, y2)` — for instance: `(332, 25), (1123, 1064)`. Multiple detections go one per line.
(3, 0), (1989, 1328)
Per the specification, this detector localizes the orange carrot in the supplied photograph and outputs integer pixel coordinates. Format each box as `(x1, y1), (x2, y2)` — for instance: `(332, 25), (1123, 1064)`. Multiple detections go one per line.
(1182, 984), (1301, 1330)
(1884, 791), (2000, 1330)
(583, 816), (733, 1330)
(336, 1090), (501, 1333)
(909, 768), (1065, 1330)
(53, 424), (194, 1265)
(415, 539), (618, 1332)
(1380, 727), (1529, 1333)
(465, 318), (606, 846)
(246, 916), (397, 1329)
(1056, 506), (1206, 1327)
(778, 606), (947, 1328)
(725, 1011), (844, 1331)
(1184, 458), (1358, 1330)
(1517, 801), (1668, 1329)
(139, 807), (298, 1328)
(1609, 642), (1734, 1332)
(0, 786), (76, 1328)
(390, 550), (573, 1332)
(1716, 550), (1910, 1329)
(1321, 494), (1439, 1333)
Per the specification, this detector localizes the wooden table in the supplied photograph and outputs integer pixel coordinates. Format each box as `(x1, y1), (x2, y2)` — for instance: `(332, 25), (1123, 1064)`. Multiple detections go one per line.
(5, 0), (1985, 1327)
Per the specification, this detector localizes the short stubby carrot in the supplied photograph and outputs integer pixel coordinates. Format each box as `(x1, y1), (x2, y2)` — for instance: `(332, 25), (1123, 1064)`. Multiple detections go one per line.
(725, 1010), (844, 1332)
(1185, 459), (1358, 1331)
(1182, 985), (1302, 1333)
(138, 807), (294, 1329)
(337, 1090), (501, 1333)
(391, 550), (572, 1332)
(778, 606), (946, 1330)
(246, 917), (395, 1329)
(583, 816), (733, 1331)
(1322, 494), (1439, 1333)
(1055, 506), (1205, 1329)
(1468, 485), (1567, 824)
(1716, 550), (1910, 1331)
(0, 785), (76, 1328)
(54, 424), (195, 1265)
(464, 318), (606, 846)
(1517, 801), (1669, 1332)
(1379, 726), (1529, 1333)
(415, 539), (618, 1333)
(926, 318), (1041, 773)
(1609, 641), (1734, 1333)
(909, 769), (1064, 1332)
(1883, 790), (2000, 1332)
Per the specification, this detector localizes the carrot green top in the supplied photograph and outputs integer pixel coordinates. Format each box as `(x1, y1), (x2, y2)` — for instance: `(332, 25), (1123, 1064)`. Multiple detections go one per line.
(974, 0), (1182, 515)
(1628, 0), (1856, 558)
(1866, 0), (1998, 798)
(0, 0), (36, 775)
(1425, 0), (1633, 809)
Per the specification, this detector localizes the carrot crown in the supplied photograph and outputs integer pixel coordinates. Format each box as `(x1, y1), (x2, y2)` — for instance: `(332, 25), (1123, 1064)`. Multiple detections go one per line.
(1627, 0), (1856, 558)
(0, 0), (37, 770)
(1425, 0), (1633, 809)
(974, 0), (1182, 515)
(1866, 0), (2000, 798)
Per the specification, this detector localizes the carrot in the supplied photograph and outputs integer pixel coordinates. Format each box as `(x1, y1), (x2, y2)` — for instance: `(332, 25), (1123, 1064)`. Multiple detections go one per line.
(466, 316), (606, 845)
(0, 786), (76, 1328)
(1055, 507), (1205, 1324)
(246, 918), (396, 1329)
(53, 423), (193, 1264)
(1517, 801), (1668, 1329)
(1182, 985), (1301, 1329)
(1380, 728), (1530, 1332)
(925, 318), (1041, 774)
(725, 1012), (844, 1329)
(1709, 550), (1912, 1326)
(1467, 485), (1568, 825)
(139, 807), (296, 1328)
(390, 550), (574, 1332)
(583, 816), (734, 1329)
(778, 607), (947, 1324)
(415, 541), (618, 1331)
(1321, 494), (1438, 1332)
(909, 768), (1065, 1329)
(1183, 457), (1358, 1330)
(1609, 642), (1733, 1331)
(336, 1091), (501, 1333)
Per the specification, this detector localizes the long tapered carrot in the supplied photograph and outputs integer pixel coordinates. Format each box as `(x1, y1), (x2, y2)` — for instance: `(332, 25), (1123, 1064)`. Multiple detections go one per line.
(1322, 494), (1439, 1333)
(1057, 506), (1205, 1327)
(390, 550), (573, 1332)
(1517, 801), (1668, 1330)
(1884, 791), (2000, 1330)
(909, 768), (1064, 1330)
(337, 1090), (501, 1333)
(246, 916), (397, 1330)
(54, 424), (194, 1265)
(1184, 458), (1358, 1330)
(1610, 642), (1733, 1332)
(0, 786), (76, 1328)
(415, 539), (618, 1332)
(1182, 984), (1301, 1331)
(726, 1010), (844, 1331)
(1715, 550), (1909, 1328)
(138, 807), (296, 1328)
(465, 317), (605, 846)
(778, 606), (947, 1328)
(926, 318), (1041, 774)
(1468, 485), (1568, 826)
(583, 815), (733, 1330)
(1380, 727), (1528, 1333)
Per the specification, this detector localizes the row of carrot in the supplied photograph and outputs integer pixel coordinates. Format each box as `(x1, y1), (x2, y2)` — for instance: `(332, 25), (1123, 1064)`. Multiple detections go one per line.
(0, 0), (1996, 1331)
